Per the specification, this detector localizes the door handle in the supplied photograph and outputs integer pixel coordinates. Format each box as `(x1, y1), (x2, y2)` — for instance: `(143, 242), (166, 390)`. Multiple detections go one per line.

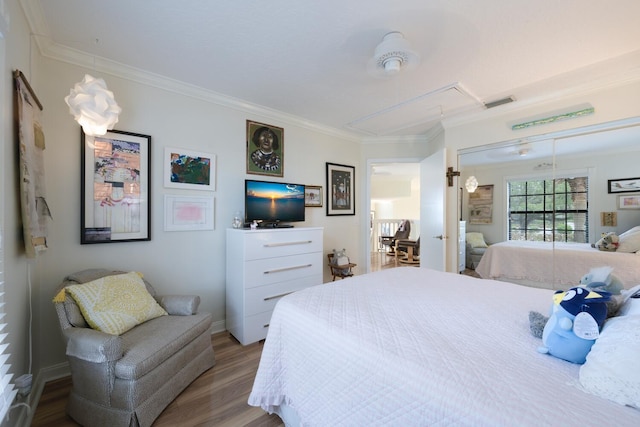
(432, 235), (446, 240)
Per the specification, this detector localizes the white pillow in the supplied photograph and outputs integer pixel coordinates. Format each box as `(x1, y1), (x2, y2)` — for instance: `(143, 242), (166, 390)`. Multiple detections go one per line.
(617, 229), (640, 253)
(579, 314), (640, 409)
(620, 226), (640, 237)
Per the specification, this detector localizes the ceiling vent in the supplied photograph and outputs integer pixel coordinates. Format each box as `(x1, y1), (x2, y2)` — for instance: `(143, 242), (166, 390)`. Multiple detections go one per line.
(484, 96), (515, 109)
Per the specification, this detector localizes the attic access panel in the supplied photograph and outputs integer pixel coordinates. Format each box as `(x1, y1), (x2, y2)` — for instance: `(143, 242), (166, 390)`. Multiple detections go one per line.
(347, 83), (483, 136)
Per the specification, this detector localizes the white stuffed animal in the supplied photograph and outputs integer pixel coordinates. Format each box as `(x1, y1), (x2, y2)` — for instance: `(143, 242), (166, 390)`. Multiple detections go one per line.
(580, 266), (624, 295)
(591, 232), (619, 251)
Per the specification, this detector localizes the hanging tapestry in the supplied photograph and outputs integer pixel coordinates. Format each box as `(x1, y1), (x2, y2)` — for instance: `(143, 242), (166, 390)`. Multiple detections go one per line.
(14, 70), (51, 258)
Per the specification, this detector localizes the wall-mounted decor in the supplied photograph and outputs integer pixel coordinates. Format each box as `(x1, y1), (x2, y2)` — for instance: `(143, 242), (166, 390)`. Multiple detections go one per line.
(468, 184), (493, 224)
(326, 162), (355, 216)
(617, 194), (640, 210)
(164, 195), (215, 231)
(164, 147), (215, 190)
(304, 185), (323, 207)
(81, 129), (151, 244)
(608, 177), (640, 193)
(600, 212), (618, 226)
(246, 120), (284, 177)
(14, 70), (51, 257)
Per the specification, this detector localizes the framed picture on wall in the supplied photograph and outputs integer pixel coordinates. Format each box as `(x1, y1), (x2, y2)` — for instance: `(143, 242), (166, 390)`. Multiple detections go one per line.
(305, 185), (323, 207)
(81, 129), (151, 244)
(164, 147), (215, 191)
(246, 120), (284, 177)
(608, 177), (640, 193)
(618, 194), (640, 209)
(326, 162), (355, 216)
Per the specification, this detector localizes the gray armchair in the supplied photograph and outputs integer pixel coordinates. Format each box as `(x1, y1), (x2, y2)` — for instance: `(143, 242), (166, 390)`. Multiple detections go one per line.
(380, 220), (411, 255)
(53, 269), (215, 427)
(465, 232), (489, 269)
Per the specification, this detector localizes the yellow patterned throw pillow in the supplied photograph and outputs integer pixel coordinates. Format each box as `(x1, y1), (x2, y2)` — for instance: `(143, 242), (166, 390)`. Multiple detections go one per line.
(65, 271), (167, 335)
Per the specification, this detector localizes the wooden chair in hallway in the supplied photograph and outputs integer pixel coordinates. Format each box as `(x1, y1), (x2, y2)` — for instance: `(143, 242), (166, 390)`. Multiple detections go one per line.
(327, 253), (357, 281)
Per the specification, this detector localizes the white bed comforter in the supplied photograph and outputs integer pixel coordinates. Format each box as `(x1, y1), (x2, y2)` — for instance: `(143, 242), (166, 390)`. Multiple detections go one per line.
(476, 241), (640, 289)
(248, 268), (640, 426)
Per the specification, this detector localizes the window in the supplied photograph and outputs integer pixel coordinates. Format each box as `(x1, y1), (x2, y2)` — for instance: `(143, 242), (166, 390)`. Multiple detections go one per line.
(507, 176), (588, 243)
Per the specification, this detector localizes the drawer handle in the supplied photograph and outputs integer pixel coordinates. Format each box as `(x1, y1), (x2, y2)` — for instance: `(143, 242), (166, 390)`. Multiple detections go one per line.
(263, 324), (269, 328)
(263, 240), (312, 248)
(264, 264), (312, 274)
(264, 291), (295, 301)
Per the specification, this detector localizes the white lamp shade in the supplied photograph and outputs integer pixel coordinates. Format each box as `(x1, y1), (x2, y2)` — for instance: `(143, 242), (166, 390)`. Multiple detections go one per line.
(465, 176), (478, 193)
(64, 74), (121, 136)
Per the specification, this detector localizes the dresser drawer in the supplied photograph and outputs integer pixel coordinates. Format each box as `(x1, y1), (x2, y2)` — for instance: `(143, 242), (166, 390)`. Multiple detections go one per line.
(244, 252), (321, 288)
(243, 229), (323, 260)
(243, 311), (274, 344)
(245, 276), (319, 316)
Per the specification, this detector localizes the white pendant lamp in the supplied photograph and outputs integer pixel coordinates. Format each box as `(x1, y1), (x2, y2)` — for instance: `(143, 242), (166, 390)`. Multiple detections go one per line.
(64, 74), (121, 136)
(368, 31), (420, 78)
(465, 176), (478, 193)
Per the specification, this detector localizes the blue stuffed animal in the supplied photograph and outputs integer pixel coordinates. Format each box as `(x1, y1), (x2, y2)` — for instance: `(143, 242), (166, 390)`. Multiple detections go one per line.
(579, 266), (624, 295)
(537, 286), (611, 364)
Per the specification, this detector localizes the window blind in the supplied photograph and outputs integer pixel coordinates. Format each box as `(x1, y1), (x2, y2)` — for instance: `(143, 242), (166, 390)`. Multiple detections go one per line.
(0, 238), (17, 421)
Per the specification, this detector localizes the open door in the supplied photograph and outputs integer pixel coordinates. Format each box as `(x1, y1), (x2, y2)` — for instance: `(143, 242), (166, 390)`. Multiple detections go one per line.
(420, 148), (446, 270)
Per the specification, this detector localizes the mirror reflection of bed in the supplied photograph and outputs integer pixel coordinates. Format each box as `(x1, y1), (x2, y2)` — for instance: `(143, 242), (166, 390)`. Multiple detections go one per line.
(458, 118), (640, 290)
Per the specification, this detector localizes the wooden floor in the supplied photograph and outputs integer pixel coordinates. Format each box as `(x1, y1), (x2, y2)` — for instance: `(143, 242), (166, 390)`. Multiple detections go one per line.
(31, 332), (283, 427)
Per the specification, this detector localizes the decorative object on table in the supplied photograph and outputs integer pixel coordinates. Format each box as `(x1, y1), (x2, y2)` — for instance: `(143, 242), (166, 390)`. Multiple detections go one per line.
(232, 211), (243, 229)
(608, 177), (640, 193)
(326, 162), (355, 216)
(14, 70), (51, 258)
(305, 185), (323, 207)
(81, 129), (151, 243)
(537, 286), (611, 364)
(246, 120), (284, 177)
(164, 195), (214, 232)
(468, 184), (493, 224)
(617, 194), (640, 209)
(164, 147), (215, 191)
(64, 74), (121, 136)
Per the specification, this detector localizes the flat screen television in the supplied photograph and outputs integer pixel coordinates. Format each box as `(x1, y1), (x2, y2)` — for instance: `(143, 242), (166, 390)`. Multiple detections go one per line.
(244, 179), (305, 227)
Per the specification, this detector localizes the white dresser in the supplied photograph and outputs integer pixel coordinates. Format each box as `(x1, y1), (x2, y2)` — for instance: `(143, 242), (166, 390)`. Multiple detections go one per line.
(226, 227), (323, 345)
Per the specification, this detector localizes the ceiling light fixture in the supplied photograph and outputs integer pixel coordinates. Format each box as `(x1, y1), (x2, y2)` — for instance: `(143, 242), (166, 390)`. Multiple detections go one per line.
(465, 176), (478, 193)
(64, 74), (121, 136)
(368, 31), (420, 78)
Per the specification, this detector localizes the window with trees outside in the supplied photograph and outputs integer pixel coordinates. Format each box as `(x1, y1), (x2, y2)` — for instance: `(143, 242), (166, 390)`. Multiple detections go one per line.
(507, 176), (588, 243)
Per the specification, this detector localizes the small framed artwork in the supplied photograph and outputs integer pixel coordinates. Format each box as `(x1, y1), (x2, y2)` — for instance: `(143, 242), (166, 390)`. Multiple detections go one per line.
(164, 147), (215, 190)
(81, 129), (151, 244)
(305, 185), (323, 207)
(326, 162), (355, 216)
(246, 120), (284, 177)
(617, 194), (640, 210)
(608, 177), (640, 193)
(164, 195), (215, 231)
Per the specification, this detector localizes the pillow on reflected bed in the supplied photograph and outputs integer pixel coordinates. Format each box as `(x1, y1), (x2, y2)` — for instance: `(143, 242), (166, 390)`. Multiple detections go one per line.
(617, 226), (640, 253)
(579, 295), (640, 408)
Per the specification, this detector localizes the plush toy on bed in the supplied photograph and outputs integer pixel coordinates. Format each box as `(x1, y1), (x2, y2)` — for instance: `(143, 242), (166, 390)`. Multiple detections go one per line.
(591, 232), (620, 251)
(579, 266), (624, 295)
(537, 286), (611, 364)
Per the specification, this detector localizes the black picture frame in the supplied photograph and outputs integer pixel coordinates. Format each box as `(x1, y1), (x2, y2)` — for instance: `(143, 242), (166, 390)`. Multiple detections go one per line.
(607, 177), (640, 193)
(81, 129), (151, 244)
(326, 162), (355, 216)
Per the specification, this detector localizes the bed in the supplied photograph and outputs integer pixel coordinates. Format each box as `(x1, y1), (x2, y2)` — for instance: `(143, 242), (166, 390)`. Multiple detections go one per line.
(248, 267), (640, 426)
(476, 241), (640, 290)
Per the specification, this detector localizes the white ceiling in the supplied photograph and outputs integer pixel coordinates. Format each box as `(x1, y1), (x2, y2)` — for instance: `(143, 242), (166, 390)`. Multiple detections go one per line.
(23, 0), (640, 138)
